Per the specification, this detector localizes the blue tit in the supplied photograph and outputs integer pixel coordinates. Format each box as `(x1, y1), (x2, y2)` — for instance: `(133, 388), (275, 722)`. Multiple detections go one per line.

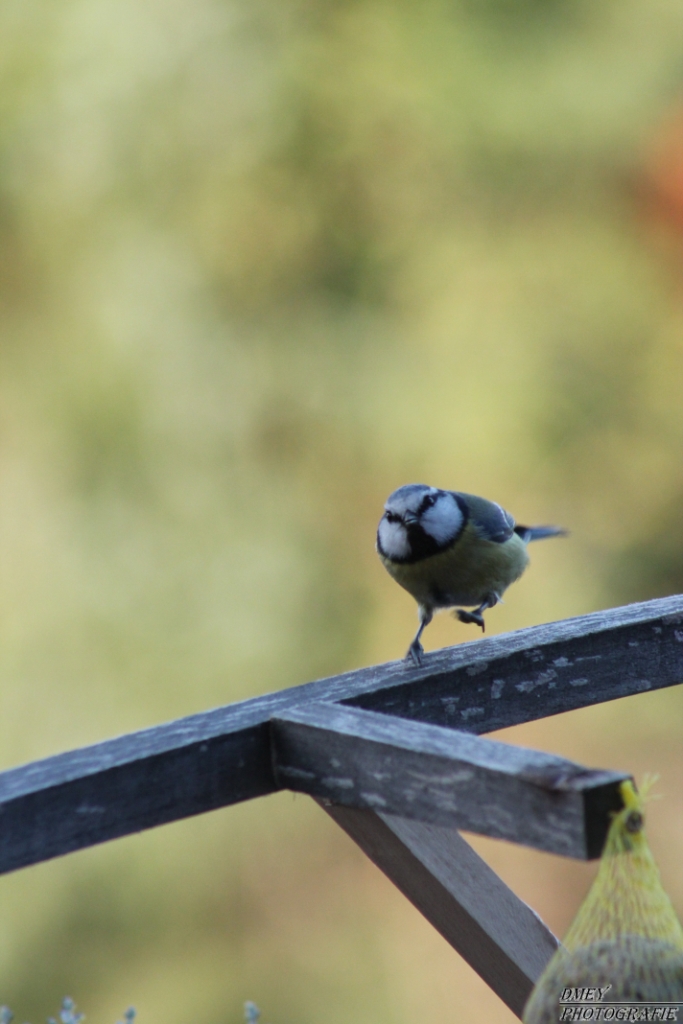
(376, 484), (566, 664)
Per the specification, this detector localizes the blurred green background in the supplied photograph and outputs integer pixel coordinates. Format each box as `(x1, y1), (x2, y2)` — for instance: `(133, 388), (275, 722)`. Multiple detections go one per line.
(2, 0), (683, 1020)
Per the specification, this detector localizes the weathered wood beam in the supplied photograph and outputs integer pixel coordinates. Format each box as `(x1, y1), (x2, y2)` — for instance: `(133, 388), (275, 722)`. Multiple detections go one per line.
(273, 703), (628, 858)
(0, 713), (277, 876)
(0, 594), (678, 874)
(322, 804), (560, 1019)
(342, 594), (683, 732)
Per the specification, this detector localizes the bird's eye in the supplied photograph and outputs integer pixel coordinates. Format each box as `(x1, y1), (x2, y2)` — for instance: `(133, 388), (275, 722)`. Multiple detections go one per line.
(385, 511), (400, 523)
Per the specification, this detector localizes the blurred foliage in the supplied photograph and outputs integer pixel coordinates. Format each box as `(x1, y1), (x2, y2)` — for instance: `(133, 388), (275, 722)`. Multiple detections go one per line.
(1, 0), (683, 1022)
(0, 997), (134, 1024)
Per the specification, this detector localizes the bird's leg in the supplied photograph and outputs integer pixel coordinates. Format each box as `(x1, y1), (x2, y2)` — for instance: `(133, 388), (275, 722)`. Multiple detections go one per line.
(455, 592), (501, 632)
(406, 606), (433, 666)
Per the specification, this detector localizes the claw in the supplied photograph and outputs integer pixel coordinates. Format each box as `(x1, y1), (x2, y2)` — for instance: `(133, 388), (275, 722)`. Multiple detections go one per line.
(456, 609), (486, 631)
(455, 591), (500, 632)
(406, 639), (424, 666)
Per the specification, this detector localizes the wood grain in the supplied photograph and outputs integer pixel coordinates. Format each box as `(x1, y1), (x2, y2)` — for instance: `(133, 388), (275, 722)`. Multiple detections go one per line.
(0, 594), (679, 873)
(273, 703), (628, 858)
(343, 594), (683, 733)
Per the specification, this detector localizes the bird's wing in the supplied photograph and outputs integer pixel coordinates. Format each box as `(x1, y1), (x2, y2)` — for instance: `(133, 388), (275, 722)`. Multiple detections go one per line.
(454, 492), (516, 544)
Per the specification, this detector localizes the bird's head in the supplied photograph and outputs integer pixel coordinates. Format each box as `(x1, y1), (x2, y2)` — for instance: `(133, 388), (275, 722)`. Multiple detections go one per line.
(376, 484), (464, 563)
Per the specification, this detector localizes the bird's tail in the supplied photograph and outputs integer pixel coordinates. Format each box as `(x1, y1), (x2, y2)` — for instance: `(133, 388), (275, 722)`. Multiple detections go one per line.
(514, 525), (567, 543)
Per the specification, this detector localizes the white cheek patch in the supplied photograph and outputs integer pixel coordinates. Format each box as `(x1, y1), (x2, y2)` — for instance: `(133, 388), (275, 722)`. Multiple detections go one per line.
(420, 494), (463, 547)
(378, 518), (411, 560)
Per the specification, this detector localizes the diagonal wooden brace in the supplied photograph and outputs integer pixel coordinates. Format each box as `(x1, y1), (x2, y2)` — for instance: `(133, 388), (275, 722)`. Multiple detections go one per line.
(322, 804), (559, 1019)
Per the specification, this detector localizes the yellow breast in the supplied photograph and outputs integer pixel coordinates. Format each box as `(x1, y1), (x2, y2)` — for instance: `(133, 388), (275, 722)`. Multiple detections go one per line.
(379, 523), (529, 610)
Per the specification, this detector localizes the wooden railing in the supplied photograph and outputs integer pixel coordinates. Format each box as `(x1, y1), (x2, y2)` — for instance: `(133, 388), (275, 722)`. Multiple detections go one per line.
(2, 594), (682, 1018)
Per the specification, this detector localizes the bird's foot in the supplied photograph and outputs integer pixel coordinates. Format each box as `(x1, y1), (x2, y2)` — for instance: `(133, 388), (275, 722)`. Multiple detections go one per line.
(406, 639), (425, 666)
(455, 608), (486, 631)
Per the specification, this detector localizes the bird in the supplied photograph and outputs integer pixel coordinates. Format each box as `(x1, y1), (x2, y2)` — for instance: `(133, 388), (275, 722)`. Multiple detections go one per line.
(376, 484), (566, 664)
